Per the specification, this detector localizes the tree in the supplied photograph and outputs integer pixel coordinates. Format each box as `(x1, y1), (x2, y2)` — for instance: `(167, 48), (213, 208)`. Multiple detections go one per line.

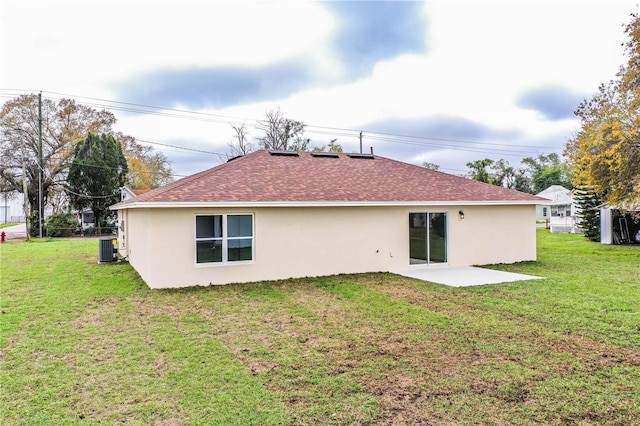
(490, 159), (517, 188)
(0, 94), (116, 218)
(313, 139), (344, 153)
(566, 82), (637, 207)
(117, 132), (173, 189)
(466, 158), (495, 184)
(223, 122), (255, 161)
(466, 158), (523, 188)
(520, 153), (571, 194)
(256, 108), (310, 151)
(573, 186), (602, 242)
(465, 155), (570, 193)
(421, 162), (440, 171)
(66, 133), (128, 234)
(565, 14), (640, 208)
(513, 169), (533, 194)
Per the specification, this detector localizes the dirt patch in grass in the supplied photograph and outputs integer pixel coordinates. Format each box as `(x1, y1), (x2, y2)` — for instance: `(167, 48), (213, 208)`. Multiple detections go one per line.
(377, 279), (640, 368)
(71, 298), (121, 329)
(363, 371), (438, 426)
(545, 332), (640, 367)
(151, 418), (186, 426)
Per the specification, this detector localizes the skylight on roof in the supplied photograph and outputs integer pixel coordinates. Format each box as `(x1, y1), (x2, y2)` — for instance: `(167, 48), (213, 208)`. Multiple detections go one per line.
(347, 153), (374, 159)
(227, 155), (243, 162)
(310, 152), (340, 158)
(269, 151), (299, 157)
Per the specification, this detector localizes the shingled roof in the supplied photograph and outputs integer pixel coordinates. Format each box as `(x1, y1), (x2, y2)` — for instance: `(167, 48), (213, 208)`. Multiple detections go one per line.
(113, 150), (544, 208)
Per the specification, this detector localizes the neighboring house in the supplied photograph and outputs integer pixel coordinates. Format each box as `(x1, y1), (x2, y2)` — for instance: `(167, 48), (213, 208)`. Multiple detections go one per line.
(601, 207), (640, 244)
(121, 186), (149, 202)
(111, 150), (545, 289)
(0, 191), (25, 223)
(79, 210), (95, 230)
(535, 185), (580, 233)
(76, 187), (149, 231)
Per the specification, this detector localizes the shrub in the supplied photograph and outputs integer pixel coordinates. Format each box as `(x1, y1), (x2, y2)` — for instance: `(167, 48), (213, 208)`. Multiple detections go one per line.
(45, 214), (77, 237)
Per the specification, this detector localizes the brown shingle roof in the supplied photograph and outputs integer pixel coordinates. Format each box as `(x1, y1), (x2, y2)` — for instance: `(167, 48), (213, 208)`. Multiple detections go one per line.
(114, 150), (544, 207)
(131, 188), (149, 196)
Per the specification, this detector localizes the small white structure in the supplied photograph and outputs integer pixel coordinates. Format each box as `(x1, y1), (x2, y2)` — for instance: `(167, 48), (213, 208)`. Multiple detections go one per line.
(79, 210), (95, 230)
(601, 207), (640, 244)
(536, 185), (580, 233)
(121, 186), (149, 202)
(0, 191), (26, 223)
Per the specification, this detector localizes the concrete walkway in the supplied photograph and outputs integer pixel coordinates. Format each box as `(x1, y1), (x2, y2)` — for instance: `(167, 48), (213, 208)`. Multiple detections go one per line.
(397, 266), (543, 287)
(1, 223), (27, 240)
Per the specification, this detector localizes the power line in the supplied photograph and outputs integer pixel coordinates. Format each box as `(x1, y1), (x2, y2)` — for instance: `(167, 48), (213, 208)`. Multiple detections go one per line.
(136, 139), (222, 156)
(1, 88), (551, 158)
(65, 187), (120, 199)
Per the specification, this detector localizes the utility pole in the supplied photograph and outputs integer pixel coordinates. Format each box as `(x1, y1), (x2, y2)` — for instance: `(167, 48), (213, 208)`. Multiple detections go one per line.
(359, 131), (363, 154)
(21, 138), (30, 241)
(38, 92), (43, 237)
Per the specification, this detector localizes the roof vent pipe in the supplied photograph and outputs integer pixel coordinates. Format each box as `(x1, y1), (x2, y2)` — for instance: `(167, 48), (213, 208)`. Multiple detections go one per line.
(370, 146), (374, 155)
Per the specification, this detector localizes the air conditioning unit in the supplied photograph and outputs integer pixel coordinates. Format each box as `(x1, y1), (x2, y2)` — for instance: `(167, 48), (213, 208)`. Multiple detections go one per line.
(99, 237), (117, 263)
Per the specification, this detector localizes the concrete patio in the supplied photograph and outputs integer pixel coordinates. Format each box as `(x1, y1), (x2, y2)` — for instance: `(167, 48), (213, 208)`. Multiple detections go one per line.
(397, 266), (543, 287)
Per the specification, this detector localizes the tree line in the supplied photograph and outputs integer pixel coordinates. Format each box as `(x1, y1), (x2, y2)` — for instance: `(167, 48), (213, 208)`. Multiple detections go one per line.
(0, 94), (173, 235)
(459, 153), (571, 195)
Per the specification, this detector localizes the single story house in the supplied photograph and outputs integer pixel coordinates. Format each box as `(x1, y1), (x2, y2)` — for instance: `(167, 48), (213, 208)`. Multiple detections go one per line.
(536, 185), (575, 220)
(111, 150), (545, 289)
(535, 185), (581, 233)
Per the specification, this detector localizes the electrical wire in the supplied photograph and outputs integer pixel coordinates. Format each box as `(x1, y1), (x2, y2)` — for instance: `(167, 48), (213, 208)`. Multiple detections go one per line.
(1, 88), (553, 159)
(64, 187), (121, 199)
(1, 87), (566, 190)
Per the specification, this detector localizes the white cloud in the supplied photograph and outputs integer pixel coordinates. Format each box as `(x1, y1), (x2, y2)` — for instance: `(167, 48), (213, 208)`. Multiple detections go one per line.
(2, 0), (638, 177)
(2, 0), (334, 97)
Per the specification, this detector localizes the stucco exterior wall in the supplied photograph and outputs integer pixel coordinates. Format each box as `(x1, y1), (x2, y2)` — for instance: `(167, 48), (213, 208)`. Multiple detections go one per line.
(117, 204), (536, 289)
(447, 205), (536, 266)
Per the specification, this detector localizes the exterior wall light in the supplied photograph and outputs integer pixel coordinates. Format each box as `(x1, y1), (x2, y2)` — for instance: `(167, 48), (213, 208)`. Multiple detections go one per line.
(459, 210), (465, 219)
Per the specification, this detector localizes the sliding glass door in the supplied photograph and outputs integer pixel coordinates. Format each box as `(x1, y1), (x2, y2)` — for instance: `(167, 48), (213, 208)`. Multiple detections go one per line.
(409, 212), (447, 265)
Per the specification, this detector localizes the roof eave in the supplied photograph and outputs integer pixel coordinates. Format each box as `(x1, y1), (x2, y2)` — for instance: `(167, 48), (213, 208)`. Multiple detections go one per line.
(111, 199), (542, 210)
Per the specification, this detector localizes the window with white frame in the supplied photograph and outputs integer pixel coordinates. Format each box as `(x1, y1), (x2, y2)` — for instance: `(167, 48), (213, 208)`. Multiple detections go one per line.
(195, 214), (253, 264)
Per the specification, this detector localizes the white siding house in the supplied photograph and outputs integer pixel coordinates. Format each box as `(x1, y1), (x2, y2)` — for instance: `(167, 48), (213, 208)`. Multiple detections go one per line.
(0, 192), (25, 223)
(536, 185), (580, 233)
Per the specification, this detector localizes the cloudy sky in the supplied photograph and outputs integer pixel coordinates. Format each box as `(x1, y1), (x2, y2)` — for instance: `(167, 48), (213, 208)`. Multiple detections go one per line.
(1, 0), (637, 177)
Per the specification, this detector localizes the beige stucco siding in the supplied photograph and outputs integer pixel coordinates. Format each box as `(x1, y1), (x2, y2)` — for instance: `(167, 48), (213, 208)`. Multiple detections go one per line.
(118, 204), (536, 289)
(447, 205), (536, 266)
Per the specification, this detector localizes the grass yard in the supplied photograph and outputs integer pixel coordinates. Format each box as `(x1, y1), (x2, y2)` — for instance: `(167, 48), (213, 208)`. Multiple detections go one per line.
(1, 230), (639, 425)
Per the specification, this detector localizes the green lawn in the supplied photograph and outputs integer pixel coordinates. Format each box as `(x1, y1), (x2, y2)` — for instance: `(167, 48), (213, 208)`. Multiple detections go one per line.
(1, 231), (639, 425)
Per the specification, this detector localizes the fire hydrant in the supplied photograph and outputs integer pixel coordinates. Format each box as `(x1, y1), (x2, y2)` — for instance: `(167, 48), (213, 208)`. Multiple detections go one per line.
(1, 231), (5, 243)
